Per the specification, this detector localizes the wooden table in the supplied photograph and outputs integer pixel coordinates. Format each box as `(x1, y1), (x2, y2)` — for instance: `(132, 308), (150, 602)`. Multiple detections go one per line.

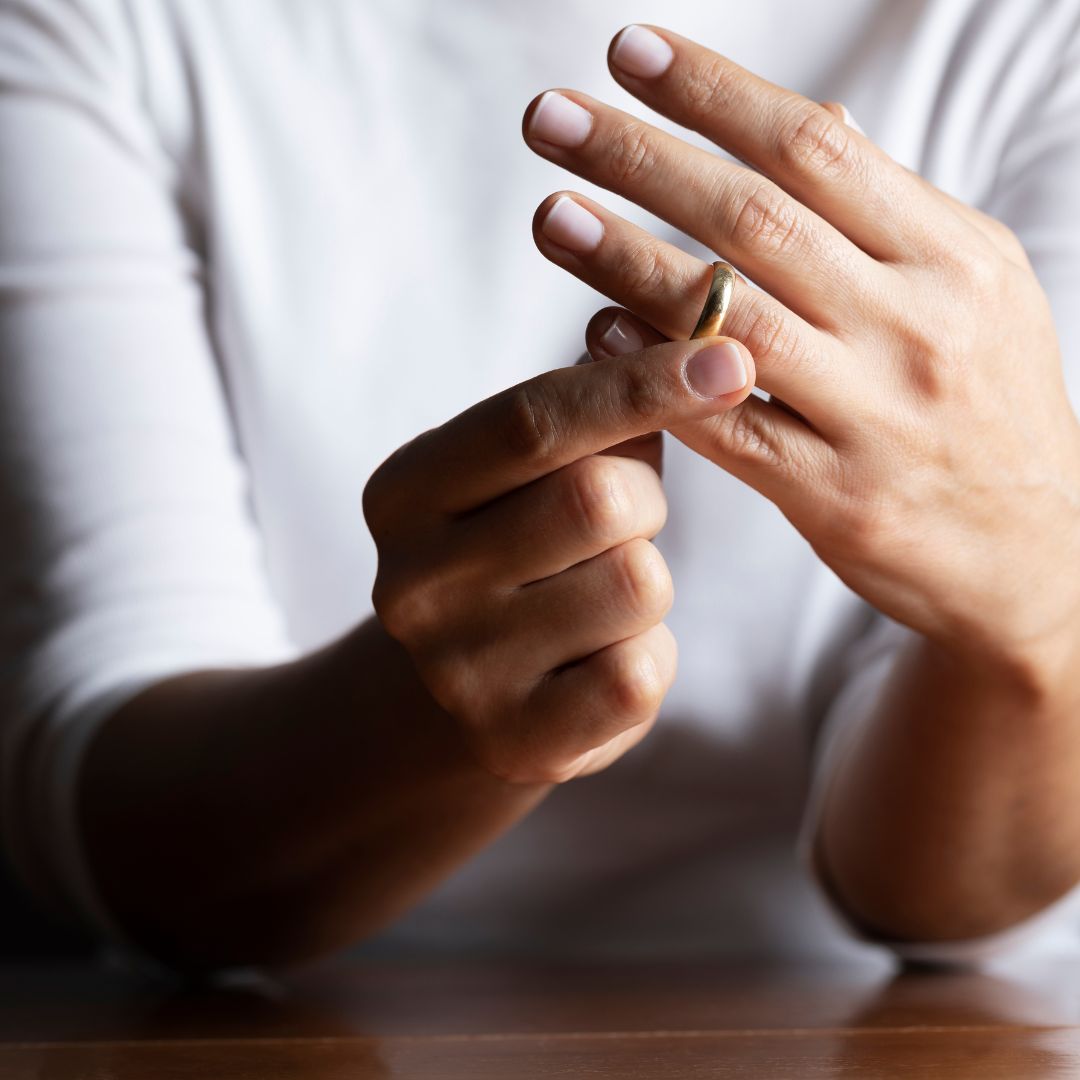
(3, 955), (1080, 1077)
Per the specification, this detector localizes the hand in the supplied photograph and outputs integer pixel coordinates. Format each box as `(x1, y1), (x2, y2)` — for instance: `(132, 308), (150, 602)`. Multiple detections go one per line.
(523, 25), (1080, 689)
(362, 334), (754, 783)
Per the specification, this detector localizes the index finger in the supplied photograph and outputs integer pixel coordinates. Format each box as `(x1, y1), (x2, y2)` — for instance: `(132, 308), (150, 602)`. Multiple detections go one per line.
(381, 336), (756, 517)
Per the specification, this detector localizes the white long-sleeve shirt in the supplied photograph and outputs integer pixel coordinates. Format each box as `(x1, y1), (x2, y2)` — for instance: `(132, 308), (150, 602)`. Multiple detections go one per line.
(2, 0), (1080, 969)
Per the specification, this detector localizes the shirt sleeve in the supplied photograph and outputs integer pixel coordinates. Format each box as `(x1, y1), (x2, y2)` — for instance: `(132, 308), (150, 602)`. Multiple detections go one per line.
(798, 9), (1080, 965)
(0, 0), (298, 947)
(797, 613), (1080, 967)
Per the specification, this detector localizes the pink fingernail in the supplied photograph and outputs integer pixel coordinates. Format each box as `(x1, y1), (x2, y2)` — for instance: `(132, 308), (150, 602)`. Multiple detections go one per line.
(610, 25), (675, 79)
(541, 196), (604, 252)
(685, 343), (746, 398)
(529, 91), (593, 148)
(599, 314), (644, 355)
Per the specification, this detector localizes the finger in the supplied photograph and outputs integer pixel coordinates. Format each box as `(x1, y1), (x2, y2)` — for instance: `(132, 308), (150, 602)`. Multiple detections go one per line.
(819, 101), (1030, 268)
(522, 87), (877, 326)
(819, 102), (865, 136)
(596, 430), (664, 473)
(535, 190), (851, 431)
(577, 336), (664, 472)
(904, 167), (1030, 268)
(374, 334), (756, 521)
(605, 25), (970, 263)
(452, 454), (667, 588)
(506, 537), (672, 673)
(574, 351), (664, 472)
(583, 306), (833, 503)
(588, 308), (666, 356)
(559, 718), (658, 780)
(520, 622), (677, 781)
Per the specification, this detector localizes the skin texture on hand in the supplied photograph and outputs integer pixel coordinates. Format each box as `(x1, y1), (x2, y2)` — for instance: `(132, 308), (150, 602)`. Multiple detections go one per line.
(81, 280), (756, 970)
(524, 26), (1080, 686)
(81, 616), (553, 970)
(362, 331), (753, 784)
(73, 24), (1080, 968)
(523, 24), (1080, 942)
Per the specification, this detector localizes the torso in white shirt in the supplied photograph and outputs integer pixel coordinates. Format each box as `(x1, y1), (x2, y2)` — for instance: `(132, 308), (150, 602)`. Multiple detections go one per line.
(3, 0), (1080, 965)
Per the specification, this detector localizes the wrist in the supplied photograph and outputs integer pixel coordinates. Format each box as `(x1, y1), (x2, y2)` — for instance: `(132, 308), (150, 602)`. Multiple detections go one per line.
(919, 618), (1080, 716)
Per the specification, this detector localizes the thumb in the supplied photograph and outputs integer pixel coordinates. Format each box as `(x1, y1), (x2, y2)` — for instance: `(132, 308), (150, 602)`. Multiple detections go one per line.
(582, 313), (802, 499)
(579, 307), (756, 477)
(582, 306), (755, 405)
(575, 308), (670, 474)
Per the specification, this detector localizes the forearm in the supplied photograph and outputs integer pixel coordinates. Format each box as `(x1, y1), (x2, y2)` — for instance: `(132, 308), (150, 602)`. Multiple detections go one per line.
(816, 630), (1080, 943)
(79, 616), (551, 971)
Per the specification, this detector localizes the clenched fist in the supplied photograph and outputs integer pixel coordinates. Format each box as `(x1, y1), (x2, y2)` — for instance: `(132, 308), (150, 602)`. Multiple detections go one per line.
(363, 333), (754, 783)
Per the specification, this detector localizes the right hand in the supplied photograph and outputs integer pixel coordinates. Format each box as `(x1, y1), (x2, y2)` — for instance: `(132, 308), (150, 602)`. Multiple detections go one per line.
(362, 329), (755, 784)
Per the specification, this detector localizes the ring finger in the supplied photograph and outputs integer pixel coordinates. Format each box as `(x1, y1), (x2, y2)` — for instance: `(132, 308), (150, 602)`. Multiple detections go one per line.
(533, 189), (854, 432)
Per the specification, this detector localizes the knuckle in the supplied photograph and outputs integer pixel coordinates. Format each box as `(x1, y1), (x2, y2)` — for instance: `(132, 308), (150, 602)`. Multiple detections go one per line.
(933, 236), (1005, 306)
(738, 304), (815, 378)
(729, 181), (805, 257)
(682, 55), (740, 118)
(371, 572), (441, 645)
(615, 357), (667, 428)
(892, 314), (942, 371)
(953, 244), (1001, 296)
(830, 495), (894, 555)
(622, 236), (671, 297)
(611, 537), (672, 620)
(422, 654), (477, 719)
(778, 103), (858, 178)
(566, 457), (634, 546)
(603, 641), (665, 720)
(361, 470), (389, 536)
(608, 121), (659, 187)
(361, 439), (420, 536)
(996, 224), (1031, 267)
(504, 382), (560, 464)
(904, 340), (961, 402)
(715, 403), (784, 469)
(966, 209), (1030, 267)
(882, 299), (969, 403)
(732, 413), (779, 466)
(370, 575), (405, 638)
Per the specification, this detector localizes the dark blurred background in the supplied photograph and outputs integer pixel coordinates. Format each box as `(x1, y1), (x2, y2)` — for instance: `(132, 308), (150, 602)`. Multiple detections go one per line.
(0, 856), (93, 960)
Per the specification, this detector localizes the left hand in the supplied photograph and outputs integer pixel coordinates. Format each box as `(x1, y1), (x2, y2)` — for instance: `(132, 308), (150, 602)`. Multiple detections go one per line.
(523, 24), (1080, 690)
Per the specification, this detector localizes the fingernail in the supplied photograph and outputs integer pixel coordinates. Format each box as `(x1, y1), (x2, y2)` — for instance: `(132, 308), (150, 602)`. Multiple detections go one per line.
(529, 91), (593, 148)
(541, 196), (604, 252)
(685, 342), (746, 398)
(599, 314), (644, 356)
(840, 104), (865, 135)
(610, 25), (675, 79)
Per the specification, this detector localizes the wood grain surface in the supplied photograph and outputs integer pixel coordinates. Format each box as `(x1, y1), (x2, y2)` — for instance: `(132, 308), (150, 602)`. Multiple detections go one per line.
(3, 956), (1080, 1078)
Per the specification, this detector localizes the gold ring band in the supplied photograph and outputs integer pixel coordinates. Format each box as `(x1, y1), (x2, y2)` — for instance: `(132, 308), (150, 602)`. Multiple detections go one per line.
(689, 261), (736, 340)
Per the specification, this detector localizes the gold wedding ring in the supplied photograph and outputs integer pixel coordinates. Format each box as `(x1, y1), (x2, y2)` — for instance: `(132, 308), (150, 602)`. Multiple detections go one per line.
(689, 261), (736, 339)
